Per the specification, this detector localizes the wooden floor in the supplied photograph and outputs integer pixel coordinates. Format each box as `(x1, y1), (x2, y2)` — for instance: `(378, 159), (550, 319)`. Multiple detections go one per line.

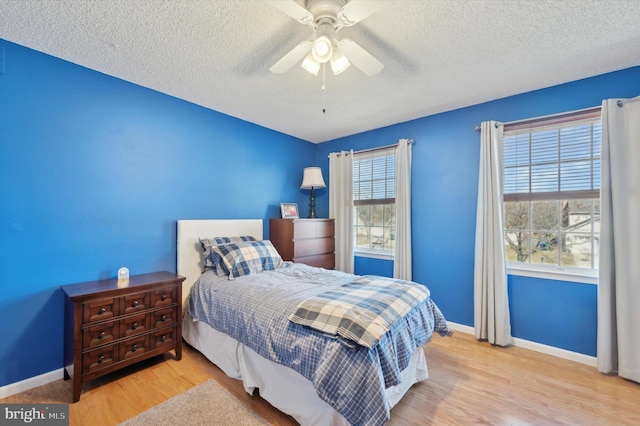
(2, 332), (639, 425)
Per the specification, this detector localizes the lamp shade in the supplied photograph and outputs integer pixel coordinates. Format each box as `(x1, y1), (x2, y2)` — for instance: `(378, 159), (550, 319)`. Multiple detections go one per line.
(300, 167), (326, 189)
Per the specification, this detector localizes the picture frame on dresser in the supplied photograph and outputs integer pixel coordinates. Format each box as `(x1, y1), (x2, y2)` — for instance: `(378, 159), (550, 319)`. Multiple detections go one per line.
(280, 203), (299, 218)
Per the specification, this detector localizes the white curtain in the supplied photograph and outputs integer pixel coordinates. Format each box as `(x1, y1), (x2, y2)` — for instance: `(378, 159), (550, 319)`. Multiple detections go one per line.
(394, 139), (413, 280)
(329, 151), (354, 273)
(597, 97), (640, 383)
(474, 121), (513, 346)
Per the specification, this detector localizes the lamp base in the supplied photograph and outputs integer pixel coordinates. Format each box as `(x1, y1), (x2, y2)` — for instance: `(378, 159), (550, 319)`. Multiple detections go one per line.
(308, 187), (317, 218)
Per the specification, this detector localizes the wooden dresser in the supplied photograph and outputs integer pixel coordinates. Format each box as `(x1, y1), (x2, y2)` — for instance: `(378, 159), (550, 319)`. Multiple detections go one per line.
(61, 271), (185, 402)
(270, 218), (335, 269)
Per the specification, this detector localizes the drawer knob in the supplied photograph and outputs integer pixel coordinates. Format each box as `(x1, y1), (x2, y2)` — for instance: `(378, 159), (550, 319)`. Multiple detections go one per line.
(161, 294), (167, 301)
(161, 335), (167, 342)
(132, 301), (139, 308)
(132, 322), (138, 330)
(98, 308), (106, 315)
(132, 344), (138, 352)
(161, 315), (167, 322)
(98, 355), (105, 363)
(98, 331), (106, 339)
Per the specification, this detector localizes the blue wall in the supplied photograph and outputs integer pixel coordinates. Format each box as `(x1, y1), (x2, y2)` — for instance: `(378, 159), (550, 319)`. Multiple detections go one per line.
(315, 66), (640, 357)
(0, 39), (315, 386)
(1, 35), (639, 387)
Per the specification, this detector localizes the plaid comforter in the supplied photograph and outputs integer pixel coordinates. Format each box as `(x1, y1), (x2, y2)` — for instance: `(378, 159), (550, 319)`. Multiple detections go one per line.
(188, 263), (449, 426)
(289, 276), (430, 348)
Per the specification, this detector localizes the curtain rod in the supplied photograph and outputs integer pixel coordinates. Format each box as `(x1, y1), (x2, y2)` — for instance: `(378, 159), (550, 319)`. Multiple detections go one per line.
(474, 105), (601, 131)
(328, 139), (414, 158)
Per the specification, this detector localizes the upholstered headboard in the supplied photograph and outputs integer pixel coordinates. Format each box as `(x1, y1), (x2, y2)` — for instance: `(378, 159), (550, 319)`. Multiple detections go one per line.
(176, 219), (263, 305)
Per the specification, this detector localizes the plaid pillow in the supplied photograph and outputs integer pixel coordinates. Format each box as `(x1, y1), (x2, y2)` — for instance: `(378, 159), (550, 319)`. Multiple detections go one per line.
(211, 240), (284, 279)
(199, 236), (257, 275)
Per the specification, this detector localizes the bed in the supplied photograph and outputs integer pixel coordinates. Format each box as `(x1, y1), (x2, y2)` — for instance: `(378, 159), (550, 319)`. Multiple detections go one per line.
(178, 219), (449, 425)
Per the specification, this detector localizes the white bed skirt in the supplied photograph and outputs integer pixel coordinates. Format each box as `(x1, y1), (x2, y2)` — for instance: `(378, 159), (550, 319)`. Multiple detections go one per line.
(183, 312), (429, 425)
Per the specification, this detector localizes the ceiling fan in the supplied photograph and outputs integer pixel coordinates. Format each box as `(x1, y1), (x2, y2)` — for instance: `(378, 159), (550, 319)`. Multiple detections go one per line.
(267, 0), (389, 77)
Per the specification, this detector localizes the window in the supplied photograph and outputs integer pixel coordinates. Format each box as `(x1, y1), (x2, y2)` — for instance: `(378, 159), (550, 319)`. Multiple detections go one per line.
(502, 110), (600, 279)
(353, 147), (396, 256)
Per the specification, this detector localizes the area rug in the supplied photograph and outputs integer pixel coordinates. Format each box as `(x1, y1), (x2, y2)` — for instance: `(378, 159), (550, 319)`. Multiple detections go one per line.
(119, 379), (268, 426)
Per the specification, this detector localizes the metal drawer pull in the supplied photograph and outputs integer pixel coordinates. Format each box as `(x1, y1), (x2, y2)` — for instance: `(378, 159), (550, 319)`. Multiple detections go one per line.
(132, 344), (138, 352)
(98, 355), (105, 363)
(98, 331), (106, 339)
(161, 335), (167, 342)
(161, 294), (167, 301)
(98, 308), (106, 314)
(132, 322), (138, 330)
(132, 301), (139, 308)
(161, 315), (167, 321)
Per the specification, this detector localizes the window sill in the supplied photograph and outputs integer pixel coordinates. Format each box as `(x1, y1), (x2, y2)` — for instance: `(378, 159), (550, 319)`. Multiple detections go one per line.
(507, 263), (597, 285)
(354, 249), (394, 261)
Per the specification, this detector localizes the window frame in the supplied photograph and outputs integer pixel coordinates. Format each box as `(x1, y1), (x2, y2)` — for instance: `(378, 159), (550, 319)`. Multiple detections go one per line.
(501, 108), (601, 284)
(352, 147), (397, 259)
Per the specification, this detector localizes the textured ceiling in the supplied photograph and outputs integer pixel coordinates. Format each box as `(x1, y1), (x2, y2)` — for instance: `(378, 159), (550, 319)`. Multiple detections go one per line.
(1, 0), (640, 143)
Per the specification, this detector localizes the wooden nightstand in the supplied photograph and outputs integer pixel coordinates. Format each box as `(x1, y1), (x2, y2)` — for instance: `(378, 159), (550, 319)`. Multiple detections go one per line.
(270, 218), (335, 269)
(61, 271), (185, 402)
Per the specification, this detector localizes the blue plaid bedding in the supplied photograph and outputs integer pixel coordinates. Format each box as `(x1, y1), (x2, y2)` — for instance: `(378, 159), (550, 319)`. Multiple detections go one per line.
(289, 275), (430, 349)
(187, 263), (449, 426)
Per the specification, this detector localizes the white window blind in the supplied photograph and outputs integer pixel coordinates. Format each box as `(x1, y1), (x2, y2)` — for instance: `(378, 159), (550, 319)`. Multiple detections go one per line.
(503, 114), (601, 202)
(353, 148), (396, 205)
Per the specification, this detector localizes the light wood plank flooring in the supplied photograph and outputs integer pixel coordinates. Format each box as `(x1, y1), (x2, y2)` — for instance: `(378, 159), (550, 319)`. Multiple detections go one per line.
(2, 332), (638, 425)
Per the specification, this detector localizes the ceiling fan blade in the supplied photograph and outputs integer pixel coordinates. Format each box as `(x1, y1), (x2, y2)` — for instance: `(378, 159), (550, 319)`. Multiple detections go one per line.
(338, 0), (390, 26)
(338, 39), (384, 76)
(265, 0), (314, 26)
(269, 40), (313, 73)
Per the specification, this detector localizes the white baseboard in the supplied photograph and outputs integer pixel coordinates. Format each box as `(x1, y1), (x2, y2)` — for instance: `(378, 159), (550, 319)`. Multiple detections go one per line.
(0, 368), (64, 399)
(0, 323), (598, 399)
(447, 321), (597, 367)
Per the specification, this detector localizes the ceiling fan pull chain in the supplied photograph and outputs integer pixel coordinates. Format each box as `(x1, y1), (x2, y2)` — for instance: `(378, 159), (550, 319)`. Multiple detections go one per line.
(322, 63), (327, 114)
(322, 64), (327, 114)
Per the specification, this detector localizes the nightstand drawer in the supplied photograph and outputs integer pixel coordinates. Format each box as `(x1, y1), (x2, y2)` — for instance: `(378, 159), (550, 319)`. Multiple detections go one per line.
(152, 287), (176, 307)
(152, 327), (177, 350)
(121, 313), (149, 337)
(122, 291), (150, 315)
(84, 346), (115, 374)
(152, 307), (177, 328)
(84, 322), (117, 348)
(120, 335), (148, 361)
(84, 299), (116, 324)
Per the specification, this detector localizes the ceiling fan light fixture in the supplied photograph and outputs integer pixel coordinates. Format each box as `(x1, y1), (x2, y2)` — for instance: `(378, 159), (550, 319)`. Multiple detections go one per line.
(330, 48), (350, 75)
(301, 52), (321, 75)
(312, 35), (333, 63)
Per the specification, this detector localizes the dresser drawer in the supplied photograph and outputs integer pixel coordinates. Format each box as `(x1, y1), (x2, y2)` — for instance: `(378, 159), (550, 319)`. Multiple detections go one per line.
(152, 327), (177, 350)
(83, 298), (117, 324)
(152, 286), (177, 307)
(120, 335), (148, 361)
(84, 321), (117, 348)
(293, 253), (336, 269)
(121, 313), (149, 338)
(152, 307), (177, 328)
(122, 291), (150, 315)
(294, 220), (335, 239)
(293, 237), (335, 258)
(83, 345), (116, 375)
